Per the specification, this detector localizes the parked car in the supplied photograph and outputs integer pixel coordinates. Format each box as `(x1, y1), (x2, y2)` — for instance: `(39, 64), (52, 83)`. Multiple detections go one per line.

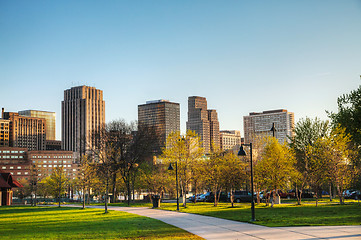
(345, 190), (361, 200)
(196, 191), (228, 202)
(231, 190), (254, 203)
(343, 189), (357, 198)
(288, 189), (314, 198)
(188, 194), (202, 202)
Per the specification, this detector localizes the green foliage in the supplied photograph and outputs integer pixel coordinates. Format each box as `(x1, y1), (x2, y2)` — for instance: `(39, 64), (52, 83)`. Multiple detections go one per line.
(328, 85), (361, 189)
(161, 130), (204, 207)
(255, 137), (296, 192)
(41, 167), (69, 206)
(328, 85), (361, 153)
(0, 207), (201, 239)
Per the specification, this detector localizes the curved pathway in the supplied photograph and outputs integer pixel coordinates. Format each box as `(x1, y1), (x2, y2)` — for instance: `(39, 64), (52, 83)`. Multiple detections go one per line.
(78, 205), (361, 240)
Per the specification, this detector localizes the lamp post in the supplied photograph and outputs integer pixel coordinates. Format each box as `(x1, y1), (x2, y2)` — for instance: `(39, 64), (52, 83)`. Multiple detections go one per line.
(270, 123), (277, 137)
(168, 161), (179, 211)
(238, 143), (255, 222)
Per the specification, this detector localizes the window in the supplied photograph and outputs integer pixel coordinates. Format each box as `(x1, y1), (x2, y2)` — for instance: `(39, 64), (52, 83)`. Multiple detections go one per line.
(17, 166), (21, 169)
(10, 166), (14, 169)
(43, 160), (47, 163)
(1, 166), (6, 169)
(67, 165), (71, 167)
(49, 165), (52, 167)
(43, 165), (47, 167)
(25, 172), (28, 175)
(17, 172), (21, 175)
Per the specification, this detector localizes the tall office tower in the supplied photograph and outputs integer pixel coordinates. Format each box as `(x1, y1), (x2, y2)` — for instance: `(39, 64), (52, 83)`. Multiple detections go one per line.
(2, 110), (46, 150)
(138, 100), (180, 155)
(220, 130), (241, 150)
(62, 86), (105, 157)
(0, 119), (10, 147)
(208, 109), (220, 151)
(187, 96), (220, 154)
(18, 110), (56, 140)
(243, 109), (295, 145)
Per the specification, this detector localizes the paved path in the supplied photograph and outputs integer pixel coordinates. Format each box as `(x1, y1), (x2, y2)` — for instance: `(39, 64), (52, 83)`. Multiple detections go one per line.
(72, 205), (361, 240)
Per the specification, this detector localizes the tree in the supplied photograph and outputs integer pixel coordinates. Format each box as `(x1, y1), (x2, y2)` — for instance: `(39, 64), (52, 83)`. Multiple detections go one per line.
(289, 117), (329, 204)
(316, 126), (356, 204)
(162, 130), (204, 208)
(77, 154), (95, 209)
(90, 120), (156, 212)
(42, 166), (68, 207)
(328, 85), (361, 189)
(255, 137), (296, 206)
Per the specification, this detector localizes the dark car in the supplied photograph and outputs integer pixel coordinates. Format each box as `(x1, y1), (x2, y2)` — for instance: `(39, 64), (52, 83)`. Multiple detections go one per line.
(196, 191), (228, 202)
(231, 190), (254, 203)
(288, 189), (314, 198)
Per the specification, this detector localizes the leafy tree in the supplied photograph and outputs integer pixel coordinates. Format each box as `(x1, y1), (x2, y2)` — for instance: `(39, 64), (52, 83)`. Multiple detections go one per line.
(328, 85), (361, 189)
(289, 117), (329, 204)
(319, 127), (356, 204)
(255, 137), (296, 206)
(42, 166), (68, 207)
(90, 120), (156, 212)
(220, 151), (247, 207)
(162, 130), (204, 208)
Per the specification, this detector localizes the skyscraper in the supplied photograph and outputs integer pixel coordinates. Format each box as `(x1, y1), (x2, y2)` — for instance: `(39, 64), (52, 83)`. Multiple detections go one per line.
(1, 110), (46, 150)
(62, 86), (105, 157)
(243, 109), (295, 144)
(18, 110), (56, 140)
(138, 100), (180, 154)
(187, 96), (220, 154)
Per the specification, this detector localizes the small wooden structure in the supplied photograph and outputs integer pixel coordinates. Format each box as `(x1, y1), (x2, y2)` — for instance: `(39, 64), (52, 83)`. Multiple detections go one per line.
(0, 171), (23, 206)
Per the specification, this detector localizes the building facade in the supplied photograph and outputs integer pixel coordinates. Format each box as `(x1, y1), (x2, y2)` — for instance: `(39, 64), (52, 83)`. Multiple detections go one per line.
(220, 130), (242, 150)
(186, 96), (220, 154)
(0, 147), (78, 181)
(0, 119), (10, 147)
(18, 110), (56, 141)
(243, 109), (295, 144)
(62, 86), (105, 157)
(2, 110), (46, 151)
(138, 100), (180, 154)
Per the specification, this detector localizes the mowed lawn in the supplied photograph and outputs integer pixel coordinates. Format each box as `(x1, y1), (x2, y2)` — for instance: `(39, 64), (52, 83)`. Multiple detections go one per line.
(0, 206), (202, 240)
(158, 201), (361, 227)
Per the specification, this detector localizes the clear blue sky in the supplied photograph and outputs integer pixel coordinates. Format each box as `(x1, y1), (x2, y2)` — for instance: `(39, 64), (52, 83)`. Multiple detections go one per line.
(1, 1), (360, 140)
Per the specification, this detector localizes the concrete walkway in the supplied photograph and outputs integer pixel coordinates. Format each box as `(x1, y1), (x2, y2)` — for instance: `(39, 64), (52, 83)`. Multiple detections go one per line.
(81, 205), (361, 240)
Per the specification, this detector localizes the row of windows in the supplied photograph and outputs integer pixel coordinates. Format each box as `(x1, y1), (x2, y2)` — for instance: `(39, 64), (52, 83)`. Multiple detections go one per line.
(31, 155), (72, 159)
(32, 160), (71, 164)
(2, 166), (23, 170)
(0, 150), (25, 153)
(0, 155), (24, 159)
(9, 172), (28, 175)
(37, 164), (72, 168)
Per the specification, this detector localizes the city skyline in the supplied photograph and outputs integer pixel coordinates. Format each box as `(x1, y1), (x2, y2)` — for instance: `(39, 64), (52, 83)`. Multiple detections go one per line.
(1, 1), (360, 140)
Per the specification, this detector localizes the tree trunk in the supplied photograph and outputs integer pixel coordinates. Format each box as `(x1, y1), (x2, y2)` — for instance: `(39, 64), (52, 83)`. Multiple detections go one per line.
(82, 186), (85, 209)
(230, 188), (234, 208)
(127, 173), (131, 206)
(105, 175), (109, 214)
(111, 173), (117, 203)
(329, 183), (333, 202)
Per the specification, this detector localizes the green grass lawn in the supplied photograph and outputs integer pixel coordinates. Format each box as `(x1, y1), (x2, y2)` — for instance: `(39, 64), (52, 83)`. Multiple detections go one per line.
(0, 206), (202, 240)
(158, 201), (361, 227)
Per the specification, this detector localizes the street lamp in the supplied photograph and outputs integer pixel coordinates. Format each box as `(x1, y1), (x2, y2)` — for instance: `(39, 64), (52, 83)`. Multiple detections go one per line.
(168, 161), (179, 211)
(238, 143), (256, 222)
(270, 123), (277, 137)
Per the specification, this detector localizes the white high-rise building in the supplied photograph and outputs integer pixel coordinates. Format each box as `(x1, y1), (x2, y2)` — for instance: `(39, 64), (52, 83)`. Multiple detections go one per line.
(243, 109), (294, 144)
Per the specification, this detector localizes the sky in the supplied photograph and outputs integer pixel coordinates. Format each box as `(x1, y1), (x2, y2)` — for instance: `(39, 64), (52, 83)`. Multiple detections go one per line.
(1, 0), (361, 140)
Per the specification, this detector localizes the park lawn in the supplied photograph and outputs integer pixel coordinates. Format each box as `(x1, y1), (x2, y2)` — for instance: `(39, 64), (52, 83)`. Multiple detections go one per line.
(159, 202), (361, 227)
(0, 206), (202, 240)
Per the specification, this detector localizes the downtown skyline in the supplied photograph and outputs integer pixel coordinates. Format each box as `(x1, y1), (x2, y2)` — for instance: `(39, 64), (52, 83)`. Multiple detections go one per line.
(1, 1), (360, 140)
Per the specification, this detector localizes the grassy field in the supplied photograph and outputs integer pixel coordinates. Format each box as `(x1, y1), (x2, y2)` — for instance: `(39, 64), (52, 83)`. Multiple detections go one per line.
(0, 206), (202, 240)
(157, 201), (361, 227)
